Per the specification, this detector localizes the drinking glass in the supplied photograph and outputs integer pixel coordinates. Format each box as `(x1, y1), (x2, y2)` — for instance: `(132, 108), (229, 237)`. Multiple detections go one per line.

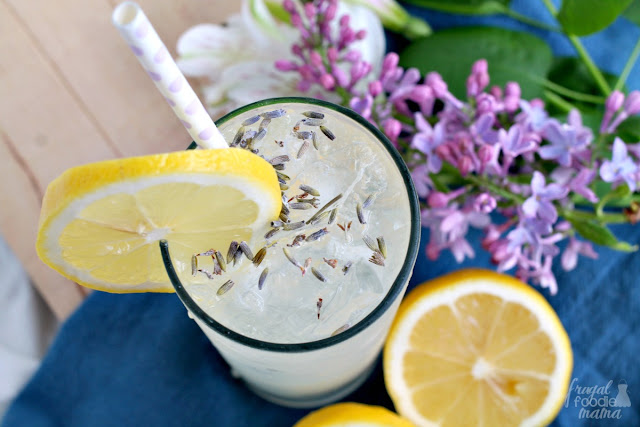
(160, 97), (420, 408)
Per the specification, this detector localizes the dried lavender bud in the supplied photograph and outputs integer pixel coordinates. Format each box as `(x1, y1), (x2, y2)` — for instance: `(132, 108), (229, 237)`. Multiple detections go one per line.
(363, 235), (378, 251)
(301, 118), (324, 126)
(369, 251), (385, 266)
(303, 111), (324, 119)
(262, 108), (286, 119)
(258, 268), (269, 290)
(232, 126), (245, 146)
(356, 203), (366, 224)
(342, 261), (353, 275)
(377, 236), (387, 259)
(255, 128), (267, 141)
(259, 117), (271, 131)
(323, 258), (338, 268)
(295, 131), (313, 140)
(276, 171), (290, 181)
(226, 241), (239, 264)
(215, 250), (227, 272)
(191, 255), (198, 276)
(320, 125), (335, 140)
(299, 184), (320, 197)
(306, 228), (329, 242)
(287, 234), (306, 247)
(311, 267), (327, 282)
(253, 247), (267, 266)
(217, 280), (235, 296)
(283, 221), (305, 231)
(362, 194), (375, 209)
(306, 194), (342, 224)
(239, 241), (254, 261)
(283, 248), (302, 268)
(297, 141), (310, 159)
(269, 155), (290, 165)
(242, 115), (260, 126)
(290, 202), (313, 210)
(328, 208), (338, 224)
(265, 228), (280, 239)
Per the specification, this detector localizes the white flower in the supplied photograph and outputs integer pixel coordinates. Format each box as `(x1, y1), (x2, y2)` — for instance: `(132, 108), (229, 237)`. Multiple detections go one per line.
(176, 0), (385, 118)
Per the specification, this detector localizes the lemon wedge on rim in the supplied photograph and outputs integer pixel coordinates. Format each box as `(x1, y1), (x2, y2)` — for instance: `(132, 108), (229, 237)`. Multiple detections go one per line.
(36, 148), (280, 293)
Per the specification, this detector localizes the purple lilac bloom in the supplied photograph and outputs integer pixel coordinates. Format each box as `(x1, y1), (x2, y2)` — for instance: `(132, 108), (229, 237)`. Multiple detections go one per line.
(470, 113), (499, 145)
(561, 237), (598, 271)
(423, 205), (489, 263)
(605, 90), (640, 133)
(499, 124), (537, 156)
(411, 112), (445, 173)
(349, 94), (373, 120)
(539, 111), (592, 167)
(518, 255), (558, 295)
(522, 171), (569, 223)
(569, 168), (598, 203)
(600, 90), (624, 134)
(516, 99), (549, 132)
(473, 193), (497, 214)
(599, 138), (638, 191)
(410, 163), (432, 199)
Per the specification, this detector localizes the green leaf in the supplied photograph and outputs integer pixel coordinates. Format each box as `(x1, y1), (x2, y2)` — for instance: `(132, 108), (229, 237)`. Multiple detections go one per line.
(548, 57), (620, 97)
(399, 27), (552, 99)
(567, 217), (637, 251)
(623, 0), (640, 26)
(545, 57), (619, 118)
(557, 0), (633, 36)
(401, 0), (510, 15)
(616, 115), (640, 142)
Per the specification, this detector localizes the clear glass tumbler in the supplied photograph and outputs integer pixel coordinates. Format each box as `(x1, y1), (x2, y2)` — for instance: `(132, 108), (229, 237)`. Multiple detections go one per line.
(160, 97), (420, 408)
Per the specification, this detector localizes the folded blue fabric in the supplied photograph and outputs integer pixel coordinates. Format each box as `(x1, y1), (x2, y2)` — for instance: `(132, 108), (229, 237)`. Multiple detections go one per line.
(4, 2), (640, 426)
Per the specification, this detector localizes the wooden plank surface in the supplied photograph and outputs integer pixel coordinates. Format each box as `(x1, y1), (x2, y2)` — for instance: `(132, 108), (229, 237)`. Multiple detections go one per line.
(0, 0), (240, 319)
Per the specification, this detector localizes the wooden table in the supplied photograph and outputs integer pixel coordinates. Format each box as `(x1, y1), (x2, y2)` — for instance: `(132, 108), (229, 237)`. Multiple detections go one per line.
(0, 0), (239, 319)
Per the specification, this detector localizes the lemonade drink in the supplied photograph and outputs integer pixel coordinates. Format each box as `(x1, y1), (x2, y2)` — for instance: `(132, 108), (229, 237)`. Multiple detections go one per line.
(162, 97), (420, 407)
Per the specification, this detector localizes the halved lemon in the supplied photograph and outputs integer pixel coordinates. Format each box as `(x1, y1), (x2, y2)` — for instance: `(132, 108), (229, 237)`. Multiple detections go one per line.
(384, 269), (572, 427)
(36, 148), (280, 293)
(294, 402), (414, 427)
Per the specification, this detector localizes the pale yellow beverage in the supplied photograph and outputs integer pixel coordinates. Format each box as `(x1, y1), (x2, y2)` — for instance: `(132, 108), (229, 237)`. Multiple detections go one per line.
(161, 97), (420, 407)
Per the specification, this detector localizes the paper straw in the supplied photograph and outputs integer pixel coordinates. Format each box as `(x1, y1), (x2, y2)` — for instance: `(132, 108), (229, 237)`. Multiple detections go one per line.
(112, 2), (227, 149)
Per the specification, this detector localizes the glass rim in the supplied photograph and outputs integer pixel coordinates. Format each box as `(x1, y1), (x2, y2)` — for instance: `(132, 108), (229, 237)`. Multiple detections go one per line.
(160, 97), (421, 353)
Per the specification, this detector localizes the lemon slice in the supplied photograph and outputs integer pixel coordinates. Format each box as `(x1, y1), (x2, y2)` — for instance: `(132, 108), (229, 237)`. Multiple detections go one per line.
(36, 148), (280, 293)
(384, 269), (572, 427)
(294, 403), (414, 427)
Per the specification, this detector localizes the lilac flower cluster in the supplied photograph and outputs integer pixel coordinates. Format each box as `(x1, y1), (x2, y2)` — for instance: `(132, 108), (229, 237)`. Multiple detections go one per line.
(277, 0), (640, 294)
(275, 0), (371, 97)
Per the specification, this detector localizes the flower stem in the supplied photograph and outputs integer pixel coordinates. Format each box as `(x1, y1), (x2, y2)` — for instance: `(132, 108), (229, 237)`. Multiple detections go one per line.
(539, 78), (606, 104)
(543, 90), (576, 112)
(464, 174), (526, 204)
(614, 36), (640, 92)
(502, 9), (561, 32)
(561, 208), (629, 224)
(540, 0), (612, 96)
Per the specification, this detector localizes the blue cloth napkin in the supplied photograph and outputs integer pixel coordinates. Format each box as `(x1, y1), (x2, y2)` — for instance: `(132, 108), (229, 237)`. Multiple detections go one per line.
(4, 2), (640, 426)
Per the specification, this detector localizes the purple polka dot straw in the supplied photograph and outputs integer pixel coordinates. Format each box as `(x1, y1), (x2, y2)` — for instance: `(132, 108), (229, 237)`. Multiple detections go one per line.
(112, 2), (227, 149)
